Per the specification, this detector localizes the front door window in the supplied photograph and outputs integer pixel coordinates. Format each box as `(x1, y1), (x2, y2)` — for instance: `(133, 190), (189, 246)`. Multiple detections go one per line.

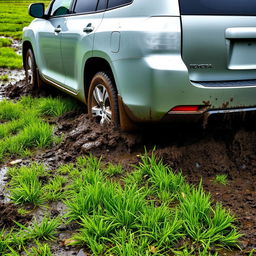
(51, 0), (73, 16)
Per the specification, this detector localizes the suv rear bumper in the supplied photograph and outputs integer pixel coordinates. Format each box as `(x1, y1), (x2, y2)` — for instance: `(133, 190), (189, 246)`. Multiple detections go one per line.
(113, 55), (256, 122)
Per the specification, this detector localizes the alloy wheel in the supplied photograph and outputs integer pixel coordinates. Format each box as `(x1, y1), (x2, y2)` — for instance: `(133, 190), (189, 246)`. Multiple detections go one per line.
(91, 84), (112, 124)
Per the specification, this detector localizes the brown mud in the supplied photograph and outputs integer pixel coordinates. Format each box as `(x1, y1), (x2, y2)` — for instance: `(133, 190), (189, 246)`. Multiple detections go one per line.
(1, 80), (256, 255)
(0, 202), (32, 228)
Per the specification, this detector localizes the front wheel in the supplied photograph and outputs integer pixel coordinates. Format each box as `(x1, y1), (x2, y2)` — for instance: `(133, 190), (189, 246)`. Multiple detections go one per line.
(88, 72), (119, 125)
(24, 48), (43, 89)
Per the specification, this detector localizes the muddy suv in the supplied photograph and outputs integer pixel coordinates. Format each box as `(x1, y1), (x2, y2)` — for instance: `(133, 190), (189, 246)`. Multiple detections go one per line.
(23, 0), (256, 130)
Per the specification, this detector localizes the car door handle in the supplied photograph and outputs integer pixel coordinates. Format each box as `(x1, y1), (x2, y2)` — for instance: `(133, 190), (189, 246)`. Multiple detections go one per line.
(83, 23), (94, 33)
(54, 26), (62, 33)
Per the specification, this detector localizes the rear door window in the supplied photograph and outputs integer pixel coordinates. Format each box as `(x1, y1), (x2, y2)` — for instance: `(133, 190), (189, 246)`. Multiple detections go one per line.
(108, 0), (132, 9)
(74, 0), (98, 13)
(179, 0), (256, 15)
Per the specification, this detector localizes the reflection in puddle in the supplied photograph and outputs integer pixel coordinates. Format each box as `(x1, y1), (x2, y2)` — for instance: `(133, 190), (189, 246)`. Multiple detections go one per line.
(0, 166), (9, 203)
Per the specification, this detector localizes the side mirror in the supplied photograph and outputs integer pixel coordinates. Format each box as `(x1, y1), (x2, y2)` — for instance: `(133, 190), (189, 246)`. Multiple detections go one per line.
(29, 3), (45, 18)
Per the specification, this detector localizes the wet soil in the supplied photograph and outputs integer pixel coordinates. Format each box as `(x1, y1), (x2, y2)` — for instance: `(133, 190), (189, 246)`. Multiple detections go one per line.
(1, 80), (256, 255)
(0, 202), (32, 228)
(0, 38), (25, 89)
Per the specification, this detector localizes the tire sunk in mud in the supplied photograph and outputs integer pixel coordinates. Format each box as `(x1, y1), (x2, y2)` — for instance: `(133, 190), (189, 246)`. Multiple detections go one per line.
(24, 48), (43, 89)
(88, 72), (119, 125)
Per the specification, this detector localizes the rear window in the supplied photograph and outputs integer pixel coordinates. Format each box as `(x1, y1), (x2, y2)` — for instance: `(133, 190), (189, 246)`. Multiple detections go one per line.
(179, 0), (256, 15)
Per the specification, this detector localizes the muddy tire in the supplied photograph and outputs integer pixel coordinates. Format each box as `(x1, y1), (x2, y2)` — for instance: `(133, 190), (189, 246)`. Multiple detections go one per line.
(88, 72), (119, 126)
(24, 48), (42, 89)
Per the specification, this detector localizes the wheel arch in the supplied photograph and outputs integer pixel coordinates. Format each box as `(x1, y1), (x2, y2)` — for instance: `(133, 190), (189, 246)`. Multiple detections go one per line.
(22, 41), (33, 68)
(83, 57), (118, 101)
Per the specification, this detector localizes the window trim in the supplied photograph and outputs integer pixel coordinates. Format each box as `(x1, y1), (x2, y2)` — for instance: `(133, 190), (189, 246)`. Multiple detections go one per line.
(47, 0), (134, 19)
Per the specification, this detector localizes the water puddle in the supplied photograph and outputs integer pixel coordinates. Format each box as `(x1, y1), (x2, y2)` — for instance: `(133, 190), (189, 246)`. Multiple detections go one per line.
(0, 68), (25, 87)
(0, 36), (25, 97)
(0, 166), (9, 203)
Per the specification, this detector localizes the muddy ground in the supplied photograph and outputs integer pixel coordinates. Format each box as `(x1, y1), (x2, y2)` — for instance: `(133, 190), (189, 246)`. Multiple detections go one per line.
(1, 78), (256, 255)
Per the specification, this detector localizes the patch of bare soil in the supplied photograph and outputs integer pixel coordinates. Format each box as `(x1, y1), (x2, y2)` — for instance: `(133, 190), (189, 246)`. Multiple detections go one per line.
(0, 202), (32, 228)
(2, 80), (256, 254)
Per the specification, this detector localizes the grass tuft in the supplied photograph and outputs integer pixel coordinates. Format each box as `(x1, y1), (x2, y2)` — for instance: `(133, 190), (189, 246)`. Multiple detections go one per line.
(26, 241), (52, 256)
(214, 174), (228, 185)
(17, 216), (61, 241)
(0, 74), (9, 81)
(180, 182), (241, 247)
(104, 163), (123, 177)
(9, 163), (46, 206)
(37, 97), (79, 117)
(43, 175), (68, 202)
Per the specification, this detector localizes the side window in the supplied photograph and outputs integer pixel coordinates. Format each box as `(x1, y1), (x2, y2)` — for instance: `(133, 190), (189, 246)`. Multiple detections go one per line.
(51, 0), (72, 16)
(74, 0), (98, 13)
(108, 0), (132, 9)
(97, 0), (107, 11)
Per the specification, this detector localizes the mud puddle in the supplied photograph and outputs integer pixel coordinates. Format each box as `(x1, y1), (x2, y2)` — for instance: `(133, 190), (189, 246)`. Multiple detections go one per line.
(1, 79), (256, 255)
(0, 37), (25, 91)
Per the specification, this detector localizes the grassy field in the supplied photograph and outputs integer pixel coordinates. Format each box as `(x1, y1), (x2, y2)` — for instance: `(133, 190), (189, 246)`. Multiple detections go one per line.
(0, 0), (50, 69)
(0, 0), (50, 39)
(1, 152), (241, 255)
(0, 96), (79, 161)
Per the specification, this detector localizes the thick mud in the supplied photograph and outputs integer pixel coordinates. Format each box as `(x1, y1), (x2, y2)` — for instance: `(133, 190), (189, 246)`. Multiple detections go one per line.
(0, 202), (32, 228)
(1, 80), (256, 254)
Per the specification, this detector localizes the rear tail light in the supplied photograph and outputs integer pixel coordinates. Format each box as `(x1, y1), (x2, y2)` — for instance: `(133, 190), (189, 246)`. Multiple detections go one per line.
(169, 105), (206, 113)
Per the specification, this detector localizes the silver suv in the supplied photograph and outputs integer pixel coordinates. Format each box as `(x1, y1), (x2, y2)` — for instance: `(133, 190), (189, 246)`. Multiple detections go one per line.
(23, 0), (256, 130)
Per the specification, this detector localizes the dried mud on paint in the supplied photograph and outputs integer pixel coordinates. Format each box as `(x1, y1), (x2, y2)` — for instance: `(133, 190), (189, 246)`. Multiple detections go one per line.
(0, 80), (256, 254)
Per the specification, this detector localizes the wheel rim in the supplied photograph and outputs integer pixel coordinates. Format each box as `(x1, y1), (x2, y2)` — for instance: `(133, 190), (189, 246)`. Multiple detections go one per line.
(26, 55), (34, 85)
(91, 84), (112, 124)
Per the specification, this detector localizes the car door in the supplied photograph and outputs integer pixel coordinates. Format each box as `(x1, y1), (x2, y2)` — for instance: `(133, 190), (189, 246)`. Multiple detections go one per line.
(180, 0), (256, 83)
(37, 0), (73, 85)
(60, 0), (107, 92)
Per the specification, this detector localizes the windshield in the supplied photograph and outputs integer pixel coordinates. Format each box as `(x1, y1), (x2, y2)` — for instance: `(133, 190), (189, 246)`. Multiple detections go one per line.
(179, 0), (256, 15)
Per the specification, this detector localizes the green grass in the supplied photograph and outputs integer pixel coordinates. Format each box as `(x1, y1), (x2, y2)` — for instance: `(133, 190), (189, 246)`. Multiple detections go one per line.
(0, 74), (9, 81)
(0, 1), (50, 40)
(9, 163), (45, 205)
(215, 174), (228, 185)
(3, 154), (242, 255)
(0, 47), (22, 69)
(18, 216), (61, 241)
(0, 96), (79, 161)
(26, 241), (53, 256)
(38, 97), (79, 117)
(43, 175), (68, 201)
(0, 38), (12, 47)
(104, 163), (123, 177)
(0, 1), (50, 69)
(180, 182), (241, 247)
